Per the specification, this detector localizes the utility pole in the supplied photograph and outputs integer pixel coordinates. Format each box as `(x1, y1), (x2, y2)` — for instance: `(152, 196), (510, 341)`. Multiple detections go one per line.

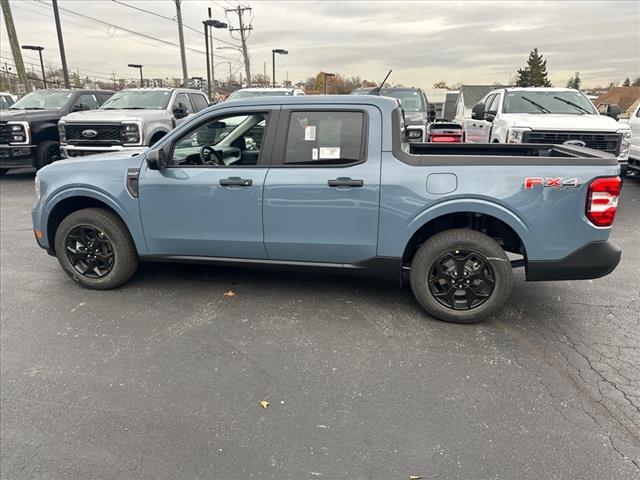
(208, 7), (214, 92)
(174, 0), (188, 87)
(263, 62), (266, 86)
(226, 5), (252, 86)
(51, 0), (70, 88)
(1, 0), (29, 92)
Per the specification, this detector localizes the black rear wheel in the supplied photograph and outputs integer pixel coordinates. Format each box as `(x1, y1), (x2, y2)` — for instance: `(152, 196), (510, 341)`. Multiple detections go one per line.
(54, 208), (138, 289)
(410, 229), (514, 324)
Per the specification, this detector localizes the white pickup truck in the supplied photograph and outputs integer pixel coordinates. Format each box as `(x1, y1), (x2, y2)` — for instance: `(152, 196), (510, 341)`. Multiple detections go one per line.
(462, 87), (632, 175)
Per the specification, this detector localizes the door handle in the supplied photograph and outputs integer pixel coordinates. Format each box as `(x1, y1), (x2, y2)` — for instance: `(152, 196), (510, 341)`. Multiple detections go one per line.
(478, 124), (484, 128)
(220, 177), (252, 187)
(328, 177), (364, 188)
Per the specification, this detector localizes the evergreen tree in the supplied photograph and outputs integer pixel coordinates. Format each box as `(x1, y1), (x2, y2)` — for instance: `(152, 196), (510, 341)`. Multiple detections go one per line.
(515, 48), (552, 87)
(567, 72), (581, 90)
(622, 77), (631, 87)
(633, 77), (640, 87)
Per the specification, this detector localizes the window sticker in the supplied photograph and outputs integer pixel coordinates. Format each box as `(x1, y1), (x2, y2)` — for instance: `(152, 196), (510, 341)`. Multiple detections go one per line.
(312, 148), (319, 160)
(319, 147), (340, 159)
(304, 125), (316, 141)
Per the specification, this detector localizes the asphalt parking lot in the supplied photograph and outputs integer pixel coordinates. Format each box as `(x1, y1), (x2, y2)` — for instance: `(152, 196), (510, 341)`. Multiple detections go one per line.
(1, 169), (639, 480)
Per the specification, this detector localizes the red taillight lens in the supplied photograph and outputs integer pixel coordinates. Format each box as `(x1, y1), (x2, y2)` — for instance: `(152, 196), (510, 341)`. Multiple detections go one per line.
(429, 135), (461, 143)
(586, 177), (621, 227)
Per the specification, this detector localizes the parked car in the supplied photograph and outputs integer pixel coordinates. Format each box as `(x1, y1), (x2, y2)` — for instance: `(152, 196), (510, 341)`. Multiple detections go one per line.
(0, 89), (113, 175)
(59, 88), (210, 158)
(352, 87), (435, 142)
(0, 91), (16, 110)
(427, 120), (463, 143)
(226, 87), (305, 101)
(627, 102), (640, 175)
(32, 95), (622, 324)
(462, 87), (631, 175)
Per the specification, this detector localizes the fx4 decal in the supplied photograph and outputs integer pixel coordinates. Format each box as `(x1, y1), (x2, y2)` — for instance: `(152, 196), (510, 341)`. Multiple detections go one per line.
(524, 177), (582, 189)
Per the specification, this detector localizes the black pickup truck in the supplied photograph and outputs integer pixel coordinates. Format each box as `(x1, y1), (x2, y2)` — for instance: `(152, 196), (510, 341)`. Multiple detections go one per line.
(0, 89), (113, 175)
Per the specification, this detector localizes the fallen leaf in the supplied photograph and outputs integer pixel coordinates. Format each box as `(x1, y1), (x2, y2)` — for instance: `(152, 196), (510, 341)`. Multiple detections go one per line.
(260, 400), (269, 409)
(223, 290), (236, 297)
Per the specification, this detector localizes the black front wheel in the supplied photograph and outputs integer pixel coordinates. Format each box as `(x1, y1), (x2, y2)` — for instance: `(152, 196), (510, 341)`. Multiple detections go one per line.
(54, 208), (138, 289)
(35, 140), (61, 170)
(410, 229), (514, 324)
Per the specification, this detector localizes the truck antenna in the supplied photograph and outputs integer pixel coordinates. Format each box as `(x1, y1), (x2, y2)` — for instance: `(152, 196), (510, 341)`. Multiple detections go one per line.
(373, 70), (392, 95)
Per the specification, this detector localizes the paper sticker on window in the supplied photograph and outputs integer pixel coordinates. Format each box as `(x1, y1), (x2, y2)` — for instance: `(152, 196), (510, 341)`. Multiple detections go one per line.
(305, 125), (316, 141)
(312, 148), (318, 160)
(319, 147), (340, 159)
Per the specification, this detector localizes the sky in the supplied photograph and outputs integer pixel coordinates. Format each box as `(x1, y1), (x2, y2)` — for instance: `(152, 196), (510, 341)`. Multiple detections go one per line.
(1, 0), (639, 89)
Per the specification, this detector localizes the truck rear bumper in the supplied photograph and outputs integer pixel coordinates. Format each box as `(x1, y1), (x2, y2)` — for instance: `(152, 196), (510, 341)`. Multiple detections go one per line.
(526, 240), (621, 281)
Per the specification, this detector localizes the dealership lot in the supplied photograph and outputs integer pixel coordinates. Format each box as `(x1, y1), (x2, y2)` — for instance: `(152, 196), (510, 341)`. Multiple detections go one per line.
(1, 170), (639, 479)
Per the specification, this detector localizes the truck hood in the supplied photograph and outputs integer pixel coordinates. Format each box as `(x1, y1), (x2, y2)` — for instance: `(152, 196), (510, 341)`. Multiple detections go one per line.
(61, 109), (164, 123)
(43, 149), (147, 173)
(503, 113), (628, 131)
(0, 109), (61, 122)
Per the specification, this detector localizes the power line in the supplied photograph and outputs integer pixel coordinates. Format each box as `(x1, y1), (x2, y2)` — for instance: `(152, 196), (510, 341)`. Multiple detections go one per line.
(111, 0), (239, 48)
(26, 0), (240, 61)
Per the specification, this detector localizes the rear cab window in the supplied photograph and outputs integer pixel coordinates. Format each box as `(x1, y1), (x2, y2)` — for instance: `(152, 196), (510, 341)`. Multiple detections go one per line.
(284, 111), (366, 166)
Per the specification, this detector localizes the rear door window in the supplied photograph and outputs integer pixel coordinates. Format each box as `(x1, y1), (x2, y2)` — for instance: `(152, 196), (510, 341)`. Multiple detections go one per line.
(284, 111), (366, 166)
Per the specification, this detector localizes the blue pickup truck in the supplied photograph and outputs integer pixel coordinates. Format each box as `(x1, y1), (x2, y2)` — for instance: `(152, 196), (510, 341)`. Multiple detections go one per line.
(31, 96), (622, 323)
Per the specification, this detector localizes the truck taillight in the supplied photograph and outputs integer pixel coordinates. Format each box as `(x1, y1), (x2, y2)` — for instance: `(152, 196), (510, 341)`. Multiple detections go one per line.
(586, 177), (621, 227)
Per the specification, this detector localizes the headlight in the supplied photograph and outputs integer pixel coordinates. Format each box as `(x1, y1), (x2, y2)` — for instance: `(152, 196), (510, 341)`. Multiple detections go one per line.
(407, 128), (423, 140)
(58, 121), (66, 143)
(8, 121), (30, 145)
(617, 129), (631, 161)
(507, 127), (531, 144)
(121, 122), (142, 145)
(34, 174), (41, 201)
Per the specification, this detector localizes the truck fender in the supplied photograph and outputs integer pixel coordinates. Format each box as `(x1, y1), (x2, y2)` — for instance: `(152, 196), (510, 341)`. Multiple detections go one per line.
(44, 186), (148, 254)
(31, 122), (58, 138)
(404, 198), (533, 256)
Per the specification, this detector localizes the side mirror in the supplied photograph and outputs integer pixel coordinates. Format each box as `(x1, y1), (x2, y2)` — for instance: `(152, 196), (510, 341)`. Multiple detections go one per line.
(605, 104), (621, 120)
(173, 104), (187, 119)
(146, 148), (167, 170)
(71, 103), (85, 112)
(471, 102), (485, 120)
(485, 113), (496, 122)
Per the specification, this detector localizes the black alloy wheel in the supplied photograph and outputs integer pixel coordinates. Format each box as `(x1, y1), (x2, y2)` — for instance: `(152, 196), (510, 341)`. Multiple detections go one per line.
(428, 249), (495, 310)
(65, 225), (115, 278)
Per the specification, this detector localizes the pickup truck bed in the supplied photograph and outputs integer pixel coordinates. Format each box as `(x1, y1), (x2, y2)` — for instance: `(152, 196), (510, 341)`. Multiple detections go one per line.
(32, 95), (622, 324)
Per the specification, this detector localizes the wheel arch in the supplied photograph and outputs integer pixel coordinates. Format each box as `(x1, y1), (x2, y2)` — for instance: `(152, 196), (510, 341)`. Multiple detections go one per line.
(402, 204), (530, 266)
(148, 129), (168, 146)
(45, 190), (144, 255)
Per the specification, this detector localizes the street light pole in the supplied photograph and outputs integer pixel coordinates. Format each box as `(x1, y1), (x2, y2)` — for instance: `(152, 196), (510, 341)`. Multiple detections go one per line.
(272, 49), (288, 88)
(323, 72), (335, 95)
(22, 45), (46, 88)
(128, 64), (143, 87)
(203, 22), (211, 99)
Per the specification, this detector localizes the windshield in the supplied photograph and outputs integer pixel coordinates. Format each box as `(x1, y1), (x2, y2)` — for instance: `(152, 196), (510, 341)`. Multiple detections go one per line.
(10, 91), (72, 110)
(379, 89), (424, 112)
(228, 90), (293, 100)
(100, 90), (171, 110)
(503, 90), (597, 115)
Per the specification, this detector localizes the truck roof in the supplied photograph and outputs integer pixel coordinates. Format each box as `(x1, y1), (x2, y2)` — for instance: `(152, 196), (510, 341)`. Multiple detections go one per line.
(218, 94), (400, 110)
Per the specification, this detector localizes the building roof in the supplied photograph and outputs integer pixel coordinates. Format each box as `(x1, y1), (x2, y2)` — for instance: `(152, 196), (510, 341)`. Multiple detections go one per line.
(460, 85), (501, 107)
(595, 86), (640, 117)
(443, 91), (459, 120)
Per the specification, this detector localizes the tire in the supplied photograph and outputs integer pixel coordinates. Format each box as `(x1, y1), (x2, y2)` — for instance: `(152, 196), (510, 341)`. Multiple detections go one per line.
(35, 140), (61, 170)
(149, 132), (166, 146)
(409, 228), (514, 324)
(0, 168), (8, 176)
(54, 208), (138, 289)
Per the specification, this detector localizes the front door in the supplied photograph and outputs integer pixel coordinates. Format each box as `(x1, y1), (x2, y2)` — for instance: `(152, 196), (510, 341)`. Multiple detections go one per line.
(139, 107), (279, 258)
(263, 106), (381, 264)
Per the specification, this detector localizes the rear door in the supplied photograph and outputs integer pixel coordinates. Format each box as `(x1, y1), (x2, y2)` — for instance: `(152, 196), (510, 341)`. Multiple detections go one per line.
(262, 105), (382, 263)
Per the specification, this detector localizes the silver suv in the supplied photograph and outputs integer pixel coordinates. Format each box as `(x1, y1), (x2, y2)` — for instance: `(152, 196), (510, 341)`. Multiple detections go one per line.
(58, 88), (209, 158)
